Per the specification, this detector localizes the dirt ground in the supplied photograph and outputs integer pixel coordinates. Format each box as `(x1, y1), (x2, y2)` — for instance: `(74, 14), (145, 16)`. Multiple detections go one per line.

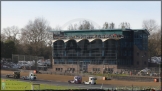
(1, 70), (160, 87)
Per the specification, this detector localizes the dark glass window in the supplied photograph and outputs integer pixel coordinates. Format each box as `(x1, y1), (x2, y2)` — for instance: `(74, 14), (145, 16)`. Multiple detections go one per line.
(144, 53), (147, 56)
(144, 61), (147, 65)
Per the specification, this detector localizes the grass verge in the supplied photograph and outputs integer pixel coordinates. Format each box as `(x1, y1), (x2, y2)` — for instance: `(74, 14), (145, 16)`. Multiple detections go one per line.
(1, 78), (77, 90)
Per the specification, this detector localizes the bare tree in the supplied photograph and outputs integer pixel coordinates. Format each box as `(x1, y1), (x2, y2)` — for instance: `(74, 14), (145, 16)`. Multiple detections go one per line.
(21, 17), (51, 43)
(155, 29), (161, 56)
(21, 17), (52, 55)
(148, 28), (161, 56)
(109, 22), (115, 29)
(68, 20), (94, 30)
(0, 33), (6, 42)
(119, 22), (130, 29)
(156, 28), (161, 56)
(2, 26), (20, 42)
(102, 22), (109, 29)
(78, 20), (94, 30)
(102, 22), (115, 29)
(11, 26), (20, 40)
(54, 25), (62, 31)
(2, 27), (12, 39)
(73, 24), (78, 30)
(68, 24), (74, 30)
(143, 19), (161, 58)
(142, 19), (158, 32)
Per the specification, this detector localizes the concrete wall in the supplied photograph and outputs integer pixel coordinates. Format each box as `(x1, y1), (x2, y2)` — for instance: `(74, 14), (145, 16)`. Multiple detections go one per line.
(88, 64), (117, 74)
(49, 64), (118, 74)
(51, 64), (80, 74)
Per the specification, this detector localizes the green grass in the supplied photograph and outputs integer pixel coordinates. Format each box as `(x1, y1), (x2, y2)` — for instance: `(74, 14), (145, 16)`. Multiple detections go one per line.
(1, 79), (78, 90)
(1, 79), (160, 90)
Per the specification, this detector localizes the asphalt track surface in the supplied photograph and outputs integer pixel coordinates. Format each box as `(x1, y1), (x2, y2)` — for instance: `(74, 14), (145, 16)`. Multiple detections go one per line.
(1, 75), (116, 89)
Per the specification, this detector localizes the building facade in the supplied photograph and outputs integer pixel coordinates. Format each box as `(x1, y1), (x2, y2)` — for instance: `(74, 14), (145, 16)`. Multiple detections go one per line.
(51, 29), (149, 73)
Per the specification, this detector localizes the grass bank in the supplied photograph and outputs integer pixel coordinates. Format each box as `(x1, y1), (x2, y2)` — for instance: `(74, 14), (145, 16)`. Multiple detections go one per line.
(1, 79), (77, 90)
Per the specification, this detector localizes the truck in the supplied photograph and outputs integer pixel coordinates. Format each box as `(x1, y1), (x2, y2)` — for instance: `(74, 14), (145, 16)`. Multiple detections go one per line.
(6, 71), (20, 79)
(22, 71), (37, 80)
(83, 77), (97, 85)
(68, 76), (82, 84)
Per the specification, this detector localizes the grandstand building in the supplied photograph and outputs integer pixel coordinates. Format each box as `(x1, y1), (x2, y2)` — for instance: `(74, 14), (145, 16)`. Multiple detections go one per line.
(51, 29), (149, 74)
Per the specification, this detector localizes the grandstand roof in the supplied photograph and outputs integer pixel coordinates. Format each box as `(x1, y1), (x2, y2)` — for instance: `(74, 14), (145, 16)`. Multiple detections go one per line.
(49, 28), (150, 36)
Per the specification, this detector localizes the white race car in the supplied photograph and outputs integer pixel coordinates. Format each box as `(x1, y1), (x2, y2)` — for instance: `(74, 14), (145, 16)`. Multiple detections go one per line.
(22, 72), (37, 81)
(68, 76), (82, 84)
(83, 77), (97, 85)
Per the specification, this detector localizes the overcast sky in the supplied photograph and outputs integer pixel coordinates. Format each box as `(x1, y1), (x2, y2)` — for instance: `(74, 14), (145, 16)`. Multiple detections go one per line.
(1, 1), (161, 30)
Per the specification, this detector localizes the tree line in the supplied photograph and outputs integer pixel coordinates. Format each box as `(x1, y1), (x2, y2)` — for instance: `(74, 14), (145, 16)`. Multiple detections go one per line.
(0, 18), (161, 61)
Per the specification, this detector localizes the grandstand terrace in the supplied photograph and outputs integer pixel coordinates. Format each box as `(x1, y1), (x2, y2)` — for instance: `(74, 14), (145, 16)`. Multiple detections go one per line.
(50, 29), (150, 74)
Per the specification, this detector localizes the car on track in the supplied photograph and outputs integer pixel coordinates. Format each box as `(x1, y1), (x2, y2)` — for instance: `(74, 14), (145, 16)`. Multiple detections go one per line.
(6, 71), (20, 79)
(22, 71), (37, 81)
(68, 76), (82, 84)
(83, 77), (97, 85)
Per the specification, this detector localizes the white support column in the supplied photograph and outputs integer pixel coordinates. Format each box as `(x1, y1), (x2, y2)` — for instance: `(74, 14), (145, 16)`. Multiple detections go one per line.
(102, 38), (109, 42)
(89, 39), (95, 42)
(76, 39), (82, 42)
(64, 39), (69, 42)
(52, 40), (57, 43)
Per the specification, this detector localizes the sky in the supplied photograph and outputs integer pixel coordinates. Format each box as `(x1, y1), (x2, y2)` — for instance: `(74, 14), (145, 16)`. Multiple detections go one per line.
(1, 1), (161, 31)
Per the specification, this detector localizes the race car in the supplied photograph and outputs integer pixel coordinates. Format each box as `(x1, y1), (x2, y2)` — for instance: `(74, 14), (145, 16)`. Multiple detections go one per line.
(68, 76), (82, 84)
(22, 71), (37, 81)
(83, 77), (97, 85)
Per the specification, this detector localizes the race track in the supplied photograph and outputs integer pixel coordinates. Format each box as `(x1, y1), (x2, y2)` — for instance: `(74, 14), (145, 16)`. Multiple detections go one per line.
(1, 75), (116, 89)
(1, 70), (160, 90)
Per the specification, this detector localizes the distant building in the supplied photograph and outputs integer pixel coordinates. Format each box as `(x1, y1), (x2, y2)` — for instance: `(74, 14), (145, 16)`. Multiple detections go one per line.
(50, 29), (149, 73)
